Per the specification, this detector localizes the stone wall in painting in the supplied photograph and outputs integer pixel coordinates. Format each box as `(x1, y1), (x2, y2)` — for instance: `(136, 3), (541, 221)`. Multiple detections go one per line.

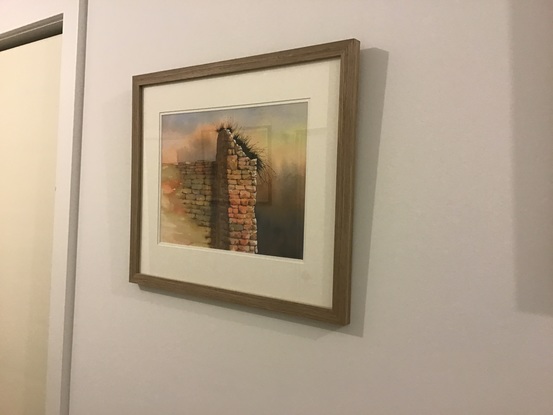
(177, 129), (258, 253)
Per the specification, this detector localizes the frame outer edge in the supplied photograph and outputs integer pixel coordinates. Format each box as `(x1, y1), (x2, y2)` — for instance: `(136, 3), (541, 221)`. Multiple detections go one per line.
(333, 39), (360, 325)
(129, 77), (143, 279)
(129, 39), (361, 325)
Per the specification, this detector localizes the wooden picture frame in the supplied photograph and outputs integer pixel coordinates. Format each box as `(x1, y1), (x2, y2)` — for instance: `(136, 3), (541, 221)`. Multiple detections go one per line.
(130, 39), (359, 325)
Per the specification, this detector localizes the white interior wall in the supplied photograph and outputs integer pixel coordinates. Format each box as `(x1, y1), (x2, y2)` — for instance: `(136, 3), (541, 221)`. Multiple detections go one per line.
(0, 0), (64, 33)
(0, 1), (86, 415)
(70, 1), (553, 413)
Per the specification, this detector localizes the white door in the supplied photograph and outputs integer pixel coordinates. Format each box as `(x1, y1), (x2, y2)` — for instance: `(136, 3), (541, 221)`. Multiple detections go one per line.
(0, 34), (62, 415)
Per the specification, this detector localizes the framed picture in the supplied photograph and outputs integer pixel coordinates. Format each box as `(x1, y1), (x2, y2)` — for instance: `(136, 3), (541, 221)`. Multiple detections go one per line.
(130, 39), (360, 325)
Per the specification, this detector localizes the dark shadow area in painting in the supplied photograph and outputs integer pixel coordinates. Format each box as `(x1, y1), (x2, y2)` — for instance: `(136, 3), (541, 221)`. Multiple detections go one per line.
(256, 158), (306, 259)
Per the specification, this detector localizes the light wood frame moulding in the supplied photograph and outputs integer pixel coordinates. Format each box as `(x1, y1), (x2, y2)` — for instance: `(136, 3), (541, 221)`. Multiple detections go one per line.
(130, 39), (360, 325)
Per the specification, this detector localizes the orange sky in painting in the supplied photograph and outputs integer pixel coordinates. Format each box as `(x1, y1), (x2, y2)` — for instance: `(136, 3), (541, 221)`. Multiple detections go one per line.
(161, 123), (217, 164)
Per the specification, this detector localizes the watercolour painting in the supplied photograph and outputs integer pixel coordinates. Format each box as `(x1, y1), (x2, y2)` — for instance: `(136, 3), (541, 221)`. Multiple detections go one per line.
(159, 102), (308, 260)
